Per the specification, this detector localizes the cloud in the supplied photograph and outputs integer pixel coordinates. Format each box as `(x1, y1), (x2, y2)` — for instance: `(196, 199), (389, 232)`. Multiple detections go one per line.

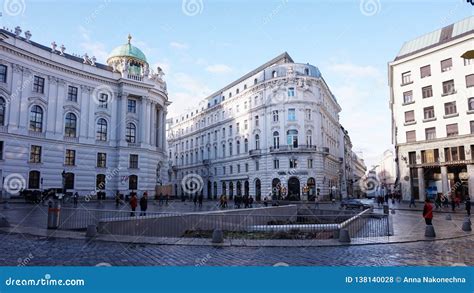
(169, 41), (189, 50)
(78, 26), (109, 62)
(205, 64), (233, 74)
(167, 73), (213, 117)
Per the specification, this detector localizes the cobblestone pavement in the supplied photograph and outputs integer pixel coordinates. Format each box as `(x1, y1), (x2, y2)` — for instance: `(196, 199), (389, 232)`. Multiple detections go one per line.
(1, 231), (473, 266)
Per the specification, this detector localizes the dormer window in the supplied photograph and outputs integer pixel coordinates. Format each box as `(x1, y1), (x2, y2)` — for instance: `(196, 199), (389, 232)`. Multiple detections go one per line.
(254, 78), (258, 85)
(304, 68), (310, 75)
(272, 71), (277, 78)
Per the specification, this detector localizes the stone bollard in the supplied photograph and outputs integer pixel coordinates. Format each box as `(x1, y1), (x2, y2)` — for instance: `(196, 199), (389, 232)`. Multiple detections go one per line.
(391, 208), (396, 214)
(211, 229), (224, 244)
(462, 217), (472, 232)
(338, 228), (351, 243)
(445, 214), (452, 220)
(425, 225), (436, 237)
(86, 224), (97, 238)
(0, 216), (10, 227)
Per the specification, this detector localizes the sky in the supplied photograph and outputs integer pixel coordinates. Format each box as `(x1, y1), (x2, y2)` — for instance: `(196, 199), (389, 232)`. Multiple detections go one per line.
(1, 0), (473, 168)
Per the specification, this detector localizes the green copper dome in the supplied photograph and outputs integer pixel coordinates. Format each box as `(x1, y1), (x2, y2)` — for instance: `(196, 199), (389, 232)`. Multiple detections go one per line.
(107, 35), (147, 63)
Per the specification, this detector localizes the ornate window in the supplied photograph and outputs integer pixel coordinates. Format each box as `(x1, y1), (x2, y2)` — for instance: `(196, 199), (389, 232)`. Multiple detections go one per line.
(33, 76), (45, 93)
(244, 139), (248, 152)
(126, 123), (137, 143)
(67, 86), (78, 102)
(96, 118), (108, 141)
(287, 129), (298, 148)
(64, 113), (77, 137)
(255, 134), (260, 150)
(96, 174), (106, 190)
(306, 130), (313, 146)
(29, 105), (43, 132)
(0, 65), (7, 83)
(273, 131), (280, 149)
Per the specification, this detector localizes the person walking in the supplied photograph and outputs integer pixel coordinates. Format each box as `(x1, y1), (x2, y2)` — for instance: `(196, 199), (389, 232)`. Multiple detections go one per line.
(198, 193), (203, 208)
(451, 194), (456, 212)
(73, 192), (79, 208)
(115, 190), (121, 208)
(314, 194), (319, 209)
(129, 193), (137, 217)
(409, 194), (416, 208)
(423, 198), (433, 225)
(466, 197), (471, 216)
(263, 196), (268, 207)
(140, 192), (148, 216)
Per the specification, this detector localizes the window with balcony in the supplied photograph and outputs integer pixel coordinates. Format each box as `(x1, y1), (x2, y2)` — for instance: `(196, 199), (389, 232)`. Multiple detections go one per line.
(287, 129), (298, 148)
(403, 91), (413, 104)
(255, 134), (260, 149)
(422, 85), (433, 98)
(67, 86), (78, 102)
(401, 71), (411, 84)
(444, 101), (457, 115)
(425, 127), (436, 140)
(273, 131), (280, 149)
(65, 149), (76, 166)
(441, 58), (452, 72)
(406, 130), (416, 143)
(446, 123), (458, 137)
(306, 130), (313, 146)
(424, 106), (435, 120)
(444, 146), (465, 162)
(442, 80), (455, 95)
(404, 110), (415, 123)
(420, 65), (431, 78)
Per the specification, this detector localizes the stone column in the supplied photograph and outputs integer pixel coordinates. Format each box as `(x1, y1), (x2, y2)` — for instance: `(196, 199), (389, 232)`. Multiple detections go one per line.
(150, 102), (156, 147)
(8, 64), (23, 130)
(119, 93), (128, 144)
(157, 108), (164, 149)
(139, 97), (147, 145)
(18, 68), (32, 133)
(162, 110), (167, 150)
(441, 166), (449, 196)
(468, 164), (474, 200)
(79, 85), (89, 138)
(417, 167), (425, 201)
(144, 99), (151, 145)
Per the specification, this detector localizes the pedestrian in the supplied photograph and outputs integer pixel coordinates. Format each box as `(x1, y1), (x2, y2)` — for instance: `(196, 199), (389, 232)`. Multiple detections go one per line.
(314, 194), (319, 209)
(249, 196), (254, 208)
(129, 193), (137, 217)
(263, 196), (268, 207)
(115, 190), (121, 208)
(422, 198), (433, 225)
(466, 197), (471, 216)
(73, 192), (79, 208)
(193, 194), (198, 206)
(223, 195), (228, 208)
(159, 192), (164, 205)
(140, 192), (148, 216)
(434, 194), (442, 210)
(198, 193), (203, 207)
(409, 194), (416, 208)
(451, 195), (456, 212)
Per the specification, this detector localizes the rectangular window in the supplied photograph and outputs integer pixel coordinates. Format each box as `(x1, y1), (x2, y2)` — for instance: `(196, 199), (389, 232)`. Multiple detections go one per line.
(236, 123), (240, 134)
(229, 165), (233, 174)
(245, 163), (249, 172)
(289, 158), (298, 168)
(403, 91), (413, 104)
(422, 86), (433, 98)
(255, 160), (259, 171)
(442, 80), (455, 95)
(466, 74), (474, 88)
(97, 153), (107, 168)
(308, 158), (313, 168)
(288, 87), (295, 97)
(0, 141), (3, 160)
(65, 149), (76, 166)
(444, 101), (457, 115)
(129, 154), (139, 169)
(406, 130), (416, 143)
(402, 71), (411, 84)
(408, 151), (417, 165)
(33, 76), (45, 94)
(446, 123), (458, 137)
(305, 109), (312, 120)
(273, 110), (279, 122)
(244, 120), (248, 130)
(0, 65), (6, 82)
(273, 159), (279, 169)
(404, 110), (415, 123)
(223, 166), (226, 175)
(128, 99), (136, 113)
(288, 108), (296, 121)
(30, 145), (42, 163)
(441, 58), (452, 72)
(421, 149), (439, 164)
(425, 127), (436, 140)
(464, 58), (474, 66)
(424, 106), (435, 119)
(229, 125), (233, 136)
(420, 65), (431, 78)
(67, 86), (78, 102)
(237, 164), (240, 173)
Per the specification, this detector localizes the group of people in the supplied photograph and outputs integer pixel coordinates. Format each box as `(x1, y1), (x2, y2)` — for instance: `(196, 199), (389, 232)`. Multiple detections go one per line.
(193, 194), (204, 207)
(423, 196), (471, 225)
(233, 195), (254, 209)
(128, 191), (149, 217)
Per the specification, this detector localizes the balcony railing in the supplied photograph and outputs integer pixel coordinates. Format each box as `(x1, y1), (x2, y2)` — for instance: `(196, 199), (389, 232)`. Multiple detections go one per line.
(203, 159), (211, 165)
(127, 74), (143, 82)
(249, 149), (262, 156)
(269, 145), (322, 153)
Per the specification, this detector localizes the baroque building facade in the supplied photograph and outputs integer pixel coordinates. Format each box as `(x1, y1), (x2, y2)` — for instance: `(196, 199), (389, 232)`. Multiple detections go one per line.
(0, 28), (169, 197)
(389, 16), (474, 201)
(167, 53), (347, 201)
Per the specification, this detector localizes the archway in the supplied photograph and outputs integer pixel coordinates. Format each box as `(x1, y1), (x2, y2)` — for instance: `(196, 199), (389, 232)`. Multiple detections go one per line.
(222, 182), (227, 196)
(288, 177), (300, 200)
(229, 182), (234, 199)
(237, 181), (242, 196)
(272, 178), (281, 199)
(213, 182), (218, 199)
(244, 180), (249, 197)
(207, 180), (212, 199)
(254, 179), (261, 201)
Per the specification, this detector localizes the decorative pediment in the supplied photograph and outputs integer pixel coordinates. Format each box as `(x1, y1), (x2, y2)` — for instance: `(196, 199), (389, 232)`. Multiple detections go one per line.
(95, 110), (111, 118)
(28, 96), (48, 108)
(63, 104), (81, 115)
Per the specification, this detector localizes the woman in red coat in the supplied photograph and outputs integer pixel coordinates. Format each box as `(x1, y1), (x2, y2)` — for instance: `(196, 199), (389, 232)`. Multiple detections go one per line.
(423, 198), (433, 225)
(129, 193), (138, 217)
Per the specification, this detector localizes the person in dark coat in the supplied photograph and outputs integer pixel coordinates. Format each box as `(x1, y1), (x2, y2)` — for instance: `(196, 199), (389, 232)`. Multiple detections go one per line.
(423, 198), (433, 225)
(73, 192), (79, 208)
(129, 193), (138, 217)
(140, 192), (148, 216)
(198, 193), (203, 207)
(451, 195), (456, 212)
(466, 197), (471, 216)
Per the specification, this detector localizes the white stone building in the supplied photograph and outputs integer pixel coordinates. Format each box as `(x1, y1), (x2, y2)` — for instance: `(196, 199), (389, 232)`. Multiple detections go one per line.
(351, 151), (367, 198)
(389, 16), (474, 201)
(167, 53), (345, 201)
(0, 27), (169, 198)
(374, 149), (397, 192)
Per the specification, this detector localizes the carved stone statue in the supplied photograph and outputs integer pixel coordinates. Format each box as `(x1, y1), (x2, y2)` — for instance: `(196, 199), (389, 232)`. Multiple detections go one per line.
(83, 53), (90, 64)
(91, 56), (96, 66)
(14, 26), (21, 37)
(51, 41), (57, 53)
(59, 44), (66, 55)
(24, 30), (32, 42)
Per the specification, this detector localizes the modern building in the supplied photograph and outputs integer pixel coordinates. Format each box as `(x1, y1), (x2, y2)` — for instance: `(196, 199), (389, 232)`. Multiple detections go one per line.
(167, 52), (348, 201)
(0, 27), (169, 198)
(389, 16), (474, 201)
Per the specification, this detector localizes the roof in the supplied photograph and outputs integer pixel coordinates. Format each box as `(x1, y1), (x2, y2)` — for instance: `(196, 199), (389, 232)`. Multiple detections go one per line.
(107, 36), (147, 63)
(0, 27), (112, 71)
(395, 15), (474, 60)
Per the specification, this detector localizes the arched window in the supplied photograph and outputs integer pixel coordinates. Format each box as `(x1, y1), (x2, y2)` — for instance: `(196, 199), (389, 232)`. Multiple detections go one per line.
(64, 172), (75, 190)
(255, 134), (260, 150)
(229, 181), (234, 197)
(126, 123), (136, 143)
(244, 138), (248, 152)
(222, 182), (227, 196)
(229, 142), (233, 156)
(272, 70), (277, 78)
(96, 118), (108, 141)
(236, 140), (240, 154)
(129, 175), (138, 190)
(222, 144), (226, 158)
(28, 170), (40, 189)
(64, 113), (77, 137)
(96, 174), (106, 190)
(304, 68), (310, 75)
(273, 131), (280, 149)
(306, 130), (313, 147)
(0, 97), (5, 126)
(254, 78), (258, 85)
(29, 105), (43, 132)
(287, 129), (298, 148)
